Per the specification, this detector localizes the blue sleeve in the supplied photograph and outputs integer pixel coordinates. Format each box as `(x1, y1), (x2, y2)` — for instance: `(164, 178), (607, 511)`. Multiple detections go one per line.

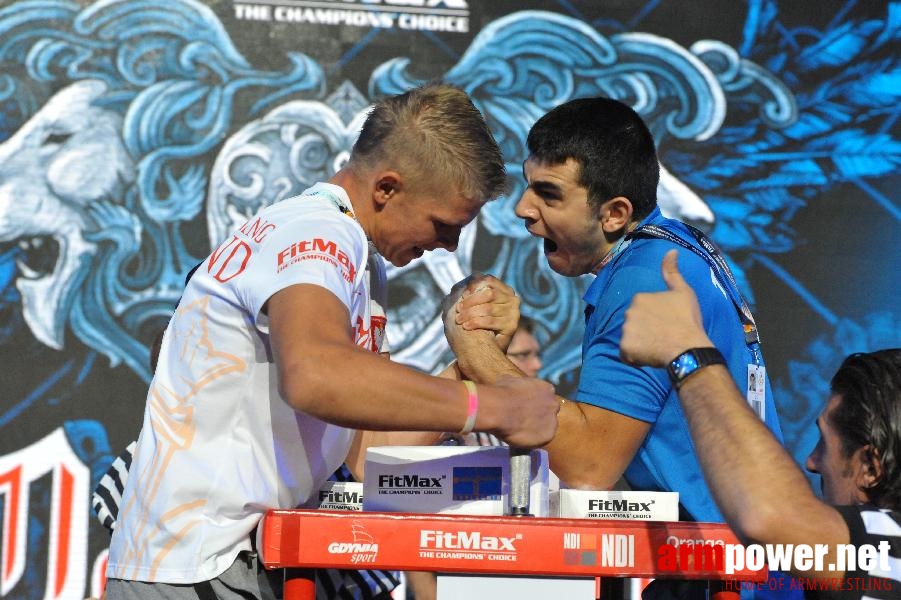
(576, 242), (685, 422)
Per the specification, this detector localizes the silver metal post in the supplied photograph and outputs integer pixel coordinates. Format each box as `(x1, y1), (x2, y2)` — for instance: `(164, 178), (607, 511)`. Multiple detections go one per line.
(507, 448), (532, 516)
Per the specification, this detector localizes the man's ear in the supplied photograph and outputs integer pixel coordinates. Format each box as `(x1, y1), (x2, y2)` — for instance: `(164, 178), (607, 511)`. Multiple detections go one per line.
(600, 196), (634, 234)
(855, 444), (884, 492)
(373, 172), (402, 208)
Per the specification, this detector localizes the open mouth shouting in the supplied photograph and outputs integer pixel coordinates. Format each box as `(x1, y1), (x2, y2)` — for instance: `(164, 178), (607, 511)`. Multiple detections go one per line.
(542, 237), (559, 255)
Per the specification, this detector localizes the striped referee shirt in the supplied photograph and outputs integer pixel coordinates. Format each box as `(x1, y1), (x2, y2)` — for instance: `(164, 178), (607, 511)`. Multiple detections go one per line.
(803, 505), (901, 600)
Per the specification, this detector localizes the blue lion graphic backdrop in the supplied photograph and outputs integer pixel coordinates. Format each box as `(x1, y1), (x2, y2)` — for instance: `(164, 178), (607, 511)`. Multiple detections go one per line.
(0, 0), (897, 596)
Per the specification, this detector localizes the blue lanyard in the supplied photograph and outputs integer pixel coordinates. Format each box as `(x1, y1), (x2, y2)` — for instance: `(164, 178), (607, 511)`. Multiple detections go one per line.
(627, 223), (760, 346)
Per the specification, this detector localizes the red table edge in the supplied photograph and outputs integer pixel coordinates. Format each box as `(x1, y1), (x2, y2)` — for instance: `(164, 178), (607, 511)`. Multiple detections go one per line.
(259, 508), (767, 599)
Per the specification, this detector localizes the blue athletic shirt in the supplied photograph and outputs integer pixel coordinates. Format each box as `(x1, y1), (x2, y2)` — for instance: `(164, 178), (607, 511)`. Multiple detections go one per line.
(577, 207), (784, 523)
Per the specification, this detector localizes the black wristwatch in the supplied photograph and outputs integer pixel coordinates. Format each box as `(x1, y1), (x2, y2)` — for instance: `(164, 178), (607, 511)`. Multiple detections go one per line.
(667, 347), (726, 389)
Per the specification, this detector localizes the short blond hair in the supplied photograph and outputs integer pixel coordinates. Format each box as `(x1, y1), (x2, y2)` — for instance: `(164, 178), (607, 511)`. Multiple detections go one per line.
(350, 82), (506, 201)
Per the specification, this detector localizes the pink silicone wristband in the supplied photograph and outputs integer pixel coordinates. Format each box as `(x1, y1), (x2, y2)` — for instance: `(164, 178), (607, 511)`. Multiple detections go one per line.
(458, 380), (479, 435)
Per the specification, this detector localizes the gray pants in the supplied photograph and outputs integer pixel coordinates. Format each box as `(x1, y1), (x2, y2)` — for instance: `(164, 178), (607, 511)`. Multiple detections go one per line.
(105, 552), (284, 600)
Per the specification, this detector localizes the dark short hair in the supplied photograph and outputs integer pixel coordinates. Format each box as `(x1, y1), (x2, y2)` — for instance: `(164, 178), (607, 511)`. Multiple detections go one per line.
(829, 348), (901, 510)
(351, 82), (506, 202)
(518, 315), (536, 335)
(527, 97), (659, 220)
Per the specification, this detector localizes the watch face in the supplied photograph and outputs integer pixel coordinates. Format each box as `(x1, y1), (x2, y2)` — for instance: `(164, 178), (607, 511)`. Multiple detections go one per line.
(671, 352), (701, 380)
(668, 348), (726, 388)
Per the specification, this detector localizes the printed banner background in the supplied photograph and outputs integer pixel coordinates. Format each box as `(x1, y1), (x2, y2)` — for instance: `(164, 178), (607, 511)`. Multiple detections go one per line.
(0, 0), (898, 597)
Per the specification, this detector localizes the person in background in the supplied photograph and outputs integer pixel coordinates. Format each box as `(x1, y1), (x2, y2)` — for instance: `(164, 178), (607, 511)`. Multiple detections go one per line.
(620, 250), (900, 598)
(506, 316), (543, 377)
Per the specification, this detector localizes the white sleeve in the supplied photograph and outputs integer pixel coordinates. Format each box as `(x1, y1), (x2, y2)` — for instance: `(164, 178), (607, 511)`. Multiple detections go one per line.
(241, 211), (368, 333)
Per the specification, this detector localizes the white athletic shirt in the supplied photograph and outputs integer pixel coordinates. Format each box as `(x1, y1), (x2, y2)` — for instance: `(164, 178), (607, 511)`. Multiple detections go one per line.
(107, 183), (386, 583)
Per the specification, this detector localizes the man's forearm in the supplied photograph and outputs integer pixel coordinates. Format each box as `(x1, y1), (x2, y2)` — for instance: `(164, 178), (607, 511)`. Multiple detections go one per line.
(677, 365), (848, 553)
(619, 251), (851, 576)
(454, 337), (522, 384)
(455, 339), (649, 490)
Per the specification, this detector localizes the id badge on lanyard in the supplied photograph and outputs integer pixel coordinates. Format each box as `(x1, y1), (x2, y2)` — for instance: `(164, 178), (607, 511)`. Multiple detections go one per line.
(746, 364), (766, 421)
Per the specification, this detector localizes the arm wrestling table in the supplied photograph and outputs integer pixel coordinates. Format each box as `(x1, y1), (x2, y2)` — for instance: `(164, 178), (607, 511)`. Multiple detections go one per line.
(259, 509), (766, 600)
